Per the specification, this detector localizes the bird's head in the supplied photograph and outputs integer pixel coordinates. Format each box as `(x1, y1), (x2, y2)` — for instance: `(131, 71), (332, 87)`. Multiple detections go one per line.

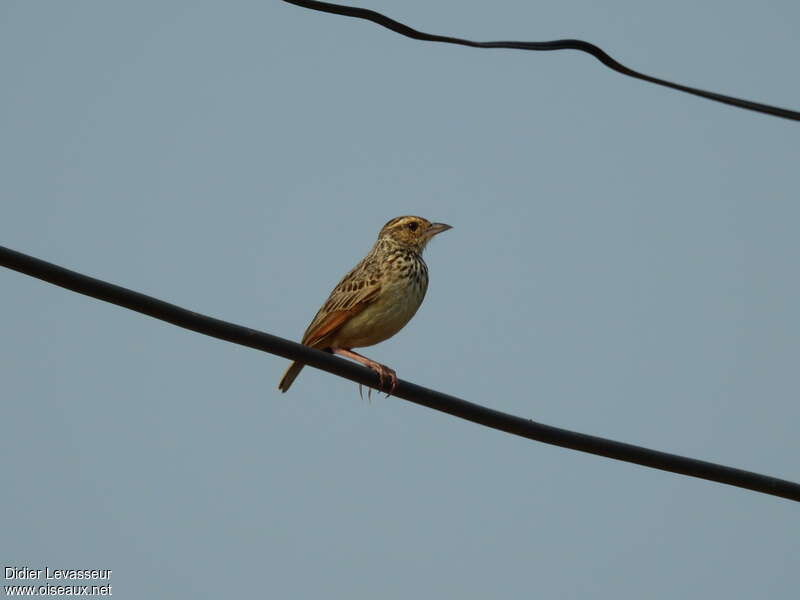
(378, 215), (452, 253)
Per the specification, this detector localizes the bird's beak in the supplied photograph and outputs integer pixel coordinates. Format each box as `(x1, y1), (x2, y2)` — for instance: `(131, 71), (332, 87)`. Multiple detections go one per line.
(425, 222), (453, 239)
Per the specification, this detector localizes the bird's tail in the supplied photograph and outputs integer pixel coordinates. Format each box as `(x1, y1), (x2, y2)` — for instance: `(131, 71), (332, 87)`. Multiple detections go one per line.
(278, 361), (305, 393)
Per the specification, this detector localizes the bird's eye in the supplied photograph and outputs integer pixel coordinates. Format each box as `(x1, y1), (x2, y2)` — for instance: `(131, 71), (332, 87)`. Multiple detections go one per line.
(406, 222), (419, 231)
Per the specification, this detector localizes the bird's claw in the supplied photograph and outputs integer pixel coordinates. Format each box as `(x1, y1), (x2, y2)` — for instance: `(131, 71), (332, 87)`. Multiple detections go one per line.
(358, 383), (374, 403)
(370, 363), (397, 397)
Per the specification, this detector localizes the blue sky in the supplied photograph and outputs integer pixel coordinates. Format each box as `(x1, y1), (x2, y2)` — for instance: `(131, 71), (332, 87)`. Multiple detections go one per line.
(3, 2), (799, 598)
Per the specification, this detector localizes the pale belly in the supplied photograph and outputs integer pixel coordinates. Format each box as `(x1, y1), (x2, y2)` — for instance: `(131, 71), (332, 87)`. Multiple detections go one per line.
(331, 277), (427, 348)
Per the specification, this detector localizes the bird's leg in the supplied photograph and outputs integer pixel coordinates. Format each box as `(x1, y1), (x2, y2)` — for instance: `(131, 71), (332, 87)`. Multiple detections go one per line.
(333, 348), (398, 394)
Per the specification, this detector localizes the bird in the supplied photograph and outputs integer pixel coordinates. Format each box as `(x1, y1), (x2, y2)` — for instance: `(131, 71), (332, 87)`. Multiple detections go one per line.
(278, 215), (452, 394)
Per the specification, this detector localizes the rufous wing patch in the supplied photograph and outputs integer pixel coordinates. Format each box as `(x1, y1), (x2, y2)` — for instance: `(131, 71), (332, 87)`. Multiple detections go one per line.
(301, 287), (379, 348)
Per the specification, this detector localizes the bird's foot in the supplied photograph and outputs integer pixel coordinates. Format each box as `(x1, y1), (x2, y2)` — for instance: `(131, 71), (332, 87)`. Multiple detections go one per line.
(369, 362), (397, 396)
(333, 348), (397, 397)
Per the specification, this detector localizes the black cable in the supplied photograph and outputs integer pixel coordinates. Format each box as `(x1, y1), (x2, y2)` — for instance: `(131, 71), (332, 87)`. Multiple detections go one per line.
(2, 244), (799, 503)
(282, 0), (800, 122)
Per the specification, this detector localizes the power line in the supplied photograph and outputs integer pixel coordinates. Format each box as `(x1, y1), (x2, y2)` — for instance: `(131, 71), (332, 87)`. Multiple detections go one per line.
(282, 0), (800, 122)
(2, 244), (799, 503)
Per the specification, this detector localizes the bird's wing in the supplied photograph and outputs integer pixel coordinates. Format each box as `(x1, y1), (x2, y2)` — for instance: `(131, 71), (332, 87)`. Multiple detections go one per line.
(301, 264), (382, 349)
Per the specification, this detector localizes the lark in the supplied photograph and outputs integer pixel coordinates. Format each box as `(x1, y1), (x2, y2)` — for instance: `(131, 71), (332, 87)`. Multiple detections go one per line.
(278, 215), (452, 393)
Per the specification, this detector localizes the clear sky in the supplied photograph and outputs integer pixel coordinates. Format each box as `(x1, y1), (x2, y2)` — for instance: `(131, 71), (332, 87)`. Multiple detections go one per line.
(3, 1), (799, 598)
